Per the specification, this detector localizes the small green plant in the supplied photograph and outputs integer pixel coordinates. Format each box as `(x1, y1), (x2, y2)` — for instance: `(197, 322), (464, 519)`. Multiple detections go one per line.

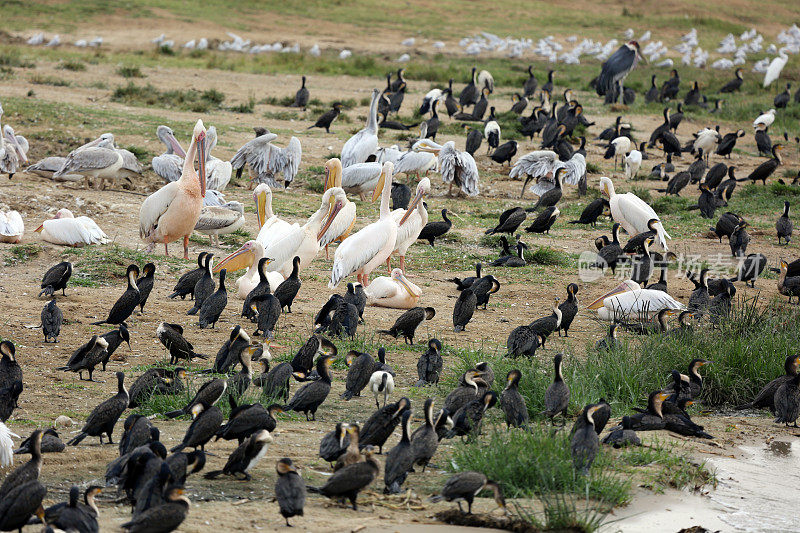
(230, 97), (256, 113)
(4, 244), (43, 266)
(58, 60), (86, 71)
(116, 65), (145, 78)
(30, 74), (71, 87)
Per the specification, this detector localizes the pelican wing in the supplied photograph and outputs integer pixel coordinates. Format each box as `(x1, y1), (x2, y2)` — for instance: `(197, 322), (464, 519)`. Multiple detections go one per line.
(508, 150), (557, 180)
(256, 218), (295, 250)
(26, 156), (66, 175)
(375, 146), (403, 164)
(342, 162), (382, 192)
(56, 147), (119, 176)
(139, 182), (179, 239)
(330, 221), (394, 287)
(269, 137), (302, 185)
(363, 276), (399, 300)
(117, 148), (142, 173)
(204, 190), (227, 206)
(393, 151), (437, 175)
(152, 153), (184, 183)
(230, 133), (279, 176)
(195, 205), (243, 231)
(562, 153), (586, 185)
(76, 217), (110, 244)
(342, 129), (378, 168)
(263, 225), (307, 273)
(206, 158), (232, 191)
(0, 211), (23, 237)
(615, 192), (671, 249)
(441, 148), (479, 196)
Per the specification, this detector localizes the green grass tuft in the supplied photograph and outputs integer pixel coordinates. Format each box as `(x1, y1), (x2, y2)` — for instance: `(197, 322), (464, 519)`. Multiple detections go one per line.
(116, 64), (145, 78)
(4, 244), (43, 266)
(58, 59), (86, 71)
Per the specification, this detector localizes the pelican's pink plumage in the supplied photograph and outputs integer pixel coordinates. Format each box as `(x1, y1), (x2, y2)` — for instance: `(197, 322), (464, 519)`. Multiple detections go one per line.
(139, 120), (207, 259)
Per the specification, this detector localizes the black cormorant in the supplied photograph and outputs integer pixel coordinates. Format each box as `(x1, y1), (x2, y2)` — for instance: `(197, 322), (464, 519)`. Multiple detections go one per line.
(429, 471), (505, 515)
(68, 373), (128, 445)
(39, 260), (72, 297)
(544, 353), (569, 423)
(275, 458), (306, 526)
(92, 264), (140, 325)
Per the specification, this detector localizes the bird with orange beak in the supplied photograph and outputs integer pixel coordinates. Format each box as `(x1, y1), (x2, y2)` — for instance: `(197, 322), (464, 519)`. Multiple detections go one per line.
(139, 119), (207, 259)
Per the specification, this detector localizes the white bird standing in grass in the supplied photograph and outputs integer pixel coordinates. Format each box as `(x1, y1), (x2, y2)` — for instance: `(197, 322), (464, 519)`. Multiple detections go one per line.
(369, 370), (395, 408)
(341, 89), (380, 167)
(624, 148), (642, 180)
(605, 136), (631, 171)
(753, 109), (776, 129)
(330, 162), (397, 287)
(763, 48), (789, 87)
(415, 139), (479, 197)
(600, 176), (670, 250)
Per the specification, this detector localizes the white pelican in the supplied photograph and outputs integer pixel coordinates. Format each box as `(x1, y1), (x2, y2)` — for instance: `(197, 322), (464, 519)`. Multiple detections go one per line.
(389, 177), (429, 272)
(230, 130), (302, 189)
(0, 210), (24, 243)
(3, 125), (27, 163)
(415, 139), (479, 197)
(587, 279), (685, 321)
(214, 240), (284, 299)
(600, 176), (670, 250)
(152, 125), (186, 183)
(763, 48), (788, 87)
(341, 88), (379, 168)
(342, 162), (383, 200)
(0, 104), (27, 179)
(263, 187), (346, 277)
(513, 151), (585, 197)
(375, 145), (403, 164)
(34, 208), (109, 246)
(139, 119), (207, 259)
(624, 149), (642, 180)
(204, 126), (232, 191)
(330, 162), (397, 288)
(53, 138), (123, 186)
(254, 184), (293, 251)
(392, 149), (438, 179)
(194, 201), (245, 245)
(753, 109), (776, 129)
(318, 158), (356, 258)
(365, 268), (421, 309)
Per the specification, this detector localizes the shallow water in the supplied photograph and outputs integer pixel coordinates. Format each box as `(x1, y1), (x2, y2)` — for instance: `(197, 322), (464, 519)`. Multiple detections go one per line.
(706, 437), (800, 532)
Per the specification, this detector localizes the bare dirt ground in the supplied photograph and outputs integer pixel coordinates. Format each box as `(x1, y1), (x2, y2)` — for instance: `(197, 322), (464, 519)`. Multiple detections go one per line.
(1, 22), (799, 533)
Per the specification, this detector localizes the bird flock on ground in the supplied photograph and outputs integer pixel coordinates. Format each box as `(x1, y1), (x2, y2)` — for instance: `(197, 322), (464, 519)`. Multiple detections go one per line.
(1, 20), (800, 533)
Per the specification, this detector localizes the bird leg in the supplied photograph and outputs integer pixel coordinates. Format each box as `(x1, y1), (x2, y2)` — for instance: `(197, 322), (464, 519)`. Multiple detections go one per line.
(399, 256), (406, 273)
(386, 257), (392, 275)
(183, 236), (190, 260)
(325, 244), (330, 260)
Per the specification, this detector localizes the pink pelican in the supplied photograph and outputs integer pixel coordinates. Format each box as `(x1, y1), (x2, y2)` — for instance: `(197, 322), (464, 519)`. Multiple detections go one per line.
(329, 162), (397, 287)
(139, 119), (207, 259)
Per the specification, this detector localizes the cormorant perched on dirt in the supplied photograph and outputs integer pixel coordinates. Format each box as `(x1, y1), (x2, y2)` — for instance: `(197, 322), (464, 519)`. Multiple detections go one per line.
(569, 198), (609, 227)
(275, 256), (302, 312)
(188, 253), (215, 315)
(417, 208), (453, 246)
(0, 479), (47, 532)
(490, 140), (517, 165)
(319, 422), (350, 466)
(291, 75), (309, 109)
(602, 416), (641, 448)
(205, 429), (273, 480)
(170, 252), (207, 299)
(14, 427), (64, 455)
(429, 471), (506, 515)
(309, 103), (342, 133)
(275, 458), (306, 526)
(198, 269), (227, 328)
(135, 262), (155, 313)
(41, 298), (62, 343)
(416, 338), (443, 386)
(737, 355), (800, 412)
(172, 402), (223, 452)
(68, 373), (128, 445)
(447, 390), (497, 438)
(448, 263), (481, 291)
(0, 430), (43, 500)
(253, 360), (293, 402)
(308, 446), (380, 510)
(286, 355), (334, 421)
(729, 223), (750, 257)
(742, 143), (783, 185)
(342, 350), (376, 400)
(359, 396), (410, 454)
(452, 289), (476, 332)
(485, 207), (526, 235)
(378, 307), (435, 344)
(409, 399), (440, 472)
(156, 323), (205, 365)
(524, 206), (559, 234)
(716, 129), (744, 157)
(120, 486), (190, 533)
(39, 260), (72, 297)
(59, 335), (109, 382)
(92, 264), (140, 325)
(557, 284), (579, 337)
(383, 410), (414, 494)
(38, 484), (101, 533)
(470, 275), (501, 309)
(99, 323), (131, 371)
